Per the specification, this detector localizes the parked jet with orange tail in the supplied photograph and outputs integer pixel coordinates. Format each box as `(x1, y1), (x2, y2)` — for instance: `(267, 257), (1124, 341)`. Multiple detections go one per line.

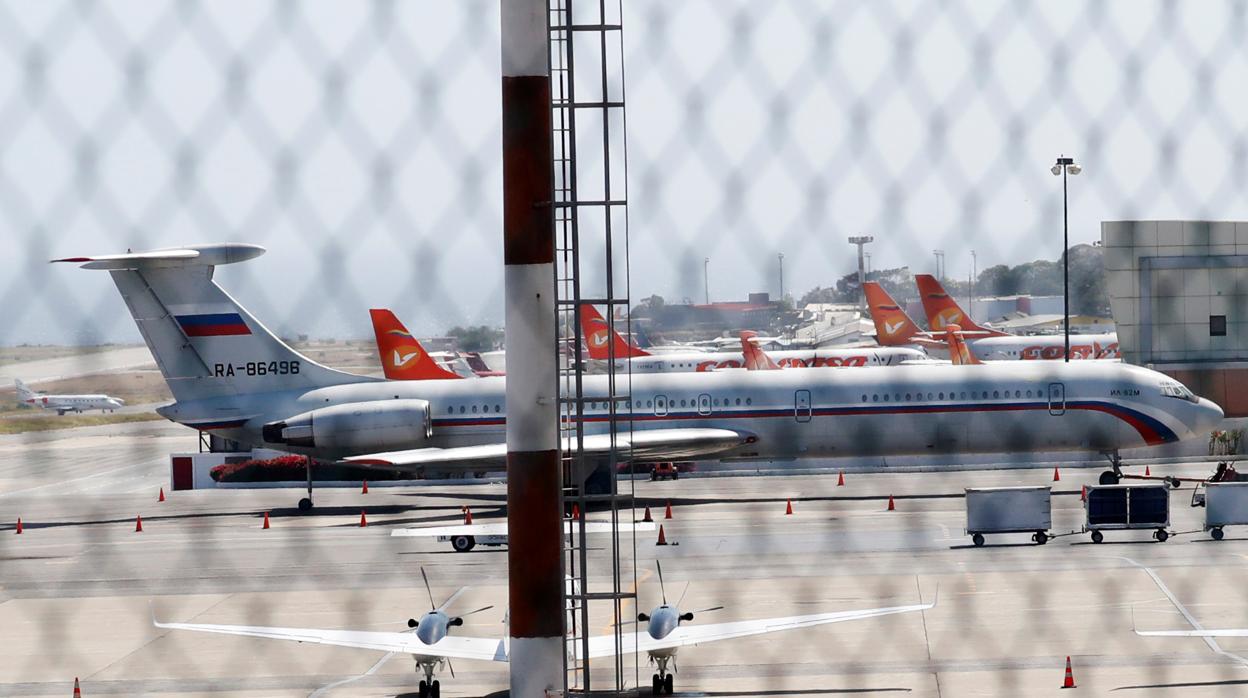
(913, 274), (1119, 361)
(862, 281), (946, 349)
(579, 305), (925, 373)
(370, 309), (464, 381)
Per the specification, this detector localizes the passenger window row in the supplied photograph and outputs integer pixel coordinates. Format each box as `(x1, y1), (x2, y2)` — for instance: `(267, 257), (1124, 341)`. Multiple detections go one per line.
(861, 388), (1046, 403)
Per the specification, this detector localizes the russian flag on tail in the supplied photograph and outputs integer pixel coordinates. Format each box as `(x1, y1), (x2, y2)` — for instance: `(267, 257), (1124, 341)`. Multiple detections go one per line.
(176, 313), (251, 337)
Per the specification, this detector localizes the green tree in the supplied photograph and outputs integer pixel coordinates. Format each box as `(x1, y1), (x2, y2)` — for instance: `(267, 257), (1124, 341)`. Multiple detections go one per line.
(448, 325), (503, 352)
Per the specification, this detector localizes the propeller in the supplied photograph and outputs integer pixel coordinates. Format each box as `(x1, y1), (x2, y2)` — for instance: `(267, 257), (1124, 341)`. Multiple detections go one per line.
(656, 560), (668, 605)
(449, 605), (494, 627)
(422, 568), (437, 611)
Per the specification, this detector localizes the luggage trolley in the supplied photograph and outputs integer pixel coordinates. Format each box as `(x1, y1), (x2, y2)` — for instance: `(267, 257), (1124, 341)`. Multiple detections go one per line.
(965, 486), (1052, 546)
(1084, 484), (1170, 543)
(1197, 481), (1248, 540)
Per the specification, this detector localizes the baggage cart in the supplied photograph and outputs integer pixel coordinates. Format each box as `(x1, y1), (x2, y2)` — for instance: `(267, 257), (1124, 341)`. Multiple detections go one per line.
(1084, 484), (1170, 543)
(1202, 481), (1248, 540)
(965, 486), (1052, 546)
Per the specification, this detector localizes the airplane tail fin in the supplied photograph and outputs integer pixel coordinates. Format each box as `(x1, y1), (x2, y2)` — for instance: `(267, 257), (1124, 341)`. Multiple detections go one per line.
(13, 379), (35, 402)
(369, 309), (463, 381)
(579, 304), (649, 360)
(54, 244), (373, 404)
(913, 274), (1004, 335)
(943, 325), (982, 365)
(740, 331), (780, 370)
(863, 282), (924, 346)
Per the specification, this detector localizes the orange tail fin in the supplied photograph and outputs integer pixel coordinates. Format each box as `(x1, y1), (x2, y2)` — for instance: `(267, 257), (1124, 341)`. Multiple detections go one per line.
(944, 324), (982, 365)
(913, 274), (1004, 335)
(579, 305), (649, 360)
(740, 331), (780, 370)
(369, 309), (462, 380)
(864, 282), (923, 345)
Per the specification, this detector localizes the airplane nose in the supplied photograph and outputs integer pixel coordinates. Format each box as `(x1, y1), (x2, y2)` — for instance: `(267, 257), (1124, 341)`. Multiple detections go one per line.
(1196, 398), (1225, 431)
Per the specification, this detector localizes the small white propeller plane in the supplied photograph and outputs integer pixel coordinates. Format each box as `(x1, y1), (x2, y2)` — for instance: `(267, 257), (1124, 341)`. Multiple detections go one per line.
(152, 564), (935, 696)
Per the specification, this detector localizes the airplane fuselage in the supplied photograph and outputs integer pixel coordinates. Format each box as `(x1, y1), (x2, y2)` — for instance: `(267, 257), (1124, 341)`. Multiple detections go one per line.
(160, 361), (1221, 463)
(967, 333), (1120, 361)
(600, 347), (926, 374)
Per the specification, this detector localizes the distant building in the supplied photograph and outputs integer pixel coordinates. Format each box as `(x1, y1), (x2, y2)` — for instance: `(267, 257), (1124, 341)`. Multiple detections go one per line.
(634, 292), (799, 337)
(1102, 220), (1248, 416)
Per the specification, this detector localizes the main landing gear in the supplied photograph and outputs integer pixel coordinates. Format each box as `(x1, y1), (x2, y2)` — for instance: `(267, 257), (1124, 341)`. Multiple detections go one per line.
(1099, 451), (1123, 485)
(298, 455), (314, 511)
(651, 656), (674, 695)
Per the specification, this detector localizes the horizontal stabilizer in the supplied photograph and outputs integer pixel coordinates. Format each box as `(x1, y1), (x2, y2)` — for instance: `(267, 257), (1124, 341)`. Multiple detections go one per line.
(53, 244), (265, 270)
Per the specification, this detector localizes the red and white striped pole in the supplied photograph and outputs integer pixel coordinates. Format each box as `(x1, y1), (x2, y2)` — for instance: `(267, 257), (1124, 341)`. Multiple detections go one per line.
(501, 2), (562, 696)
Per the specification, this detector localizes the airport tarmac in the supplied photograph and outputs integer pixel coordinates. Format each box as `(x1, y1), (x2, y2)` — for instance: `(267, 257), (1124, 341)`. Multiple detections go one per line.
(3, 422), (1248, 696)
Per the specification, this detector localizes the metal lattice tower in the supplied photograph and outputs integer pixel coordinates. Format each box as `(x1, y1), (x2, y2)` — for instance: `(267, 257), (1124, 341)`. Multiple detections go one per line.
(549, 0), (638, 694)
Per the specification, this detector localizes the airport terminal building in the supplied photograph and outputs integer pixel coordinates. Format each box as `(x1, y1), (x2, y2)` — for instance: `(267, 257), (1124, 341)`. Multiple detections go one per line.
(1102, 220), (1248, 416)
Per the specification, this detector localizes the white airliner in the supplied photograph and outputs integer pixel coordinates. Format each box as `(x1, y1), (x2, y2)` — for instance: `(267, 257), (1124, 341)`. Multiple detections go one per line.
(14, 378), (124, 415)
(914, 274), (1120, 360)
(153, 563), (934, 696)
(580, 305), (926, 371)
(56, 244), (1222, 511)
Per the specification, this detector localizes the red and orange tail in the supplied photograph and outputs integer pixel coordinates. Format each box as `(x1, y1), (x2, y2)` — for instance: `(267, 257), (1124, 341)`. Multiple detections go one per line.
(913, 274), (1005, 336)
(944, 324), (982, 365)
(369, 309), (462, 380)
(740, 331), (780, 370)
(579, 304), (649, 361)
(864, 282), (924, 346)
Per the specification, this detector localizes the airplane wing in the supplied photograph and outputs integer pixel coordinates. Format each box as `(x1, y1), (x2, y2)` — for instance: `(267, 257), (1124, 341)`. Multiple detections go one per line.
(153, 614), (508, 662)
(1135, 628), (1248, 637)
(346, 428), (753, 471)
(581, 598), (936, 659)
(392, 520), (657, 538)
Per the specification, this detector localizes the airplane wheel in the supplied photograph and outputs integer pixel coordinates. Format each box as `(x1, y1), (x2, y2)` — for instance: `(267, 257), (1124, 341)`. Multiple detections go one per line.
(652, 674), (660, 694)
(1034, 532), (1048, 545)
(1155, 529), (1169, 542)
(972, 533), (985, 547)
(431, 679), (440, 698)
(1099, 471), (1120, 485)
(1212, 527), (1225, 541)
(418, 679), (428, 698)
(1091, 530), (1104, 544)
(451, 535), (476, 552)
(664, 674), (673, 694)
(1168, 477), (1181, 489)
(298, 498), (313, 512)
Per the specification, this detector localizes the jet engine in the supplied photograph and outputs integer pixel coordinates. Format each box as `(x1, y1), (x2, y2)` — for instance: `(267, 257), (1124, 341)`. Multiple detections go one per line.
(262, 399), (432, 452)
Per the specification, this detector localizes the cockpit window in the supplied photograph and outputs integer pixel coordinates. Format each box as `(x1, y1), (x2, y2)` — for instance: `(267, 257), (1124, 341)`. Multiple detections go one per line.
(1160, 382), (1198, 403)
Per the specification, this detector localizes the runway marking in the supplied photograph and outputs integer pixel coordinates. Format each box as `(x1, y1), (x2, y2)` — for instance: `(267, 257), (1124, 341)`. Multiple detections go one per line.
(308, 649), (396, 698)
(1120, 556), (1248, 667)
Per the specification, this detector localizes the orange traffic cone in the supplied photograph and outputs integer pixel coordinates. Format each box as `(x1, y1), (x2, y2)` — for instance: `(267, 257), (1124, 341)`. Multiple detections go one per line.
(1145, 465), (1151, 477)
(664, 501), (673, 519)
(262, 512), (270, 529)
(15, 517), (22, 534)
(359, 510), (368, 527)
(837, 471), (845, 486)
(73, 677), (82, 697)
(464, 507), (473, 525)
(158, 487), (165, 502)
(135, 515), (143, 533)
(1053, 467), (1061, 482)
(887, 495), (896, 511)
(362, 480), (369, 494)
(571, 503), (580, 520)
(1081, 485), (1087, 502)
(785, 499), (794, 515)
(656, 525), (668, 546)
(1061, 655), (1076, 688)
(642, 506), (653, 522)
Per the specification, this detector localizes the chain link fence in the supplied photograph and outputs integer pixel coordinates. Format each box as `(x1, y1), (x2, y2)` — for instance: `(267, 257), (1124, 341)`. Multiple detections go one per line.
(2, 1), (1248, 696)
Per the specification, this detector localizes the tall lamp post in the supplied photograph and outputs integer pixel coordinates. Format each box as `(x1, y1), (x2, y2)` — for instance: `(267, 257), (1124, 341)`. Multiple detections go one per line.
(777, 252), (785, 301)
(1051, 155), (1081, 362)
(932, 250), (944, 281)
(969, 249), (976, 318)
(703, 257), (710, 305)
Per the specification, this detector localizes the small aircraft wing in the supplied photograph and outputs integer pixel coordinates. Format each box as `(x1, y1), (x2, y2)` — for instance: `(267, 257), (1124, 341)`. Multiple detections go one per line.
(582, 598), (935, 659)
(346, 428), (752, 471)
(392, 520), (657, 538)
(153, 613), (509, 662)
(1135, 628), (1248, 638)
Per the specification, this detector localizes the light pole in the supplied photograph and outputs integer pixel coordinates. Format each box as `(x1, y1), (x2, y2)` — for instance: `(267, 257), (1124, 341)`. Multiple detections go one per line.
(703, 257), (710, 305)
(932, 250), (944, 281)
(777, 252), (785, 302)
(848, 235), (873, 312)
(969, 249), (976, 318)
(1051, 155), (1081, 362)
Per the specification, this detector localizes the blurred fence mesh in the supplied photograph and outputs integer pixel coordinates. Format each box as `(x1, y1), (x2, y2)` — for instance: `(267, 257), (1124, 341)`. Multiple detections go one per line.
(2, 1), (1248, 695)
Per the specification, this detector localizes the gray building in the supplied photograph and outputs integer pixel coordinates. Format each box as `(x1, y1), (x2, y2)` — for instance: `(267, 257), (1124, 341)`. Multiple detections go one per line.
(1102, 220), (1248, 416)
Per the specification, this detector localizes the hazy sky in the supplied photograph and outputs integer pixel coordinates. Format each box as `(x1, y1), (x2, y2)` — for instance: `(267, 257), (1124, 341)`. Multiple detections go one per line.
(3, 1), (1247, 344)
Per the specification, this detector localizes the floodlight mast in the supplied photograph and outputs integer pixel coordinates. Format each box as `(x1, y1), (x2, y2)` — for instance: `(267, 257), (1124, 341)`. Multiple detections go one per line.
(1052, 155), (1080, 362)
